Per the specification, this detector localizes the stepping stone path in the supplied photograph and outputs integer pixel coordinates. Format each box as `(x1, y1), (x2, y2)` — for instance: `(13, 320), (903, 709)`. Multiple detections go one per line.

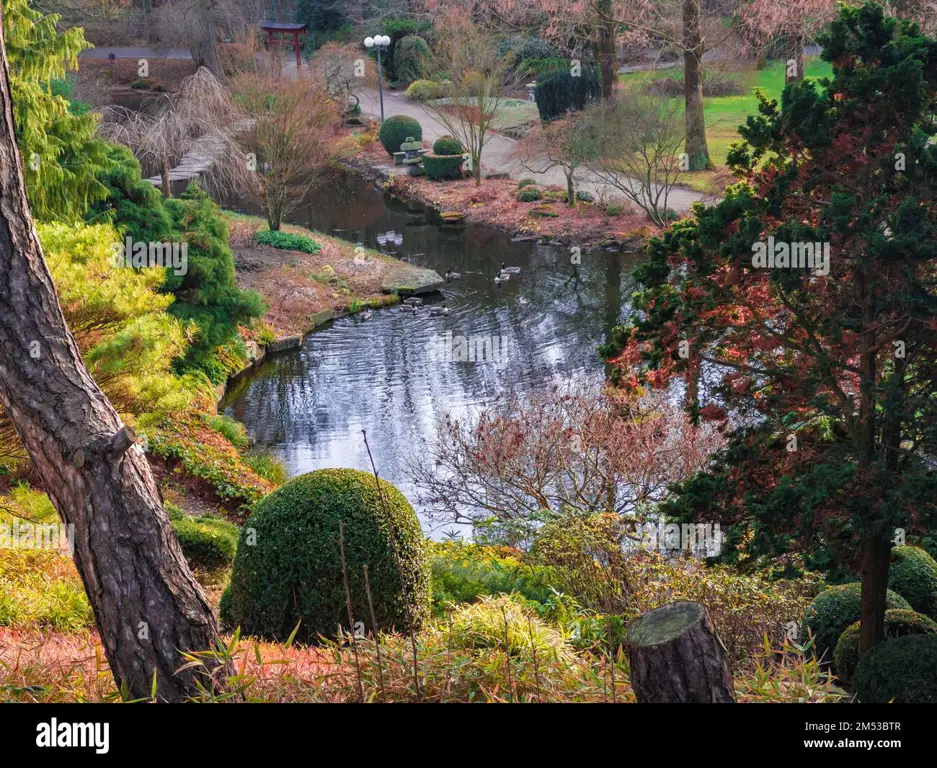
(146, 119), (254, 188)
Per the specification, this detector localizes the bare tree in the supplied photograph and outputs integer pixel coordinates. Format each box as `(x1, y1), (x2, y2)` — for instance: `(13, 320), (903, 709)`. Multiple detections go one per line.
(418, 11), (509, 186)
(151, 0), (223, 74)
(513, 112), (594, 205)
(582, 91), (686, 226)
(0, 12), (230, 702)
(225, 71), (345, 230)
(310, 42), (378, 115)
(404, 383), (723, 532)
(99, 67), (241, 197)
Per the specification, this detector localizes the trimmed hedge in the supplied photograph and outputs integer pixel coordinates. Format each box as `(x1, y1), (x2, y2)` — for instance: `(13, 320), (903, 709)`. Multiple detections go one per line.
(220, 468), (429, 643)
(853, 634), (937, 702)
(433, 135), (463, 155)
(378, 115), (422, 156)
(535, 64), (601, 122)
(888, 545), (937, 618)
(801, 582), (911, 663)
(517, 178), (538, 189)
(172, 515), (239, 570)
(833, 608), (937, 683)
(407, 79), (443, 102)
(423, 152), (464, 181)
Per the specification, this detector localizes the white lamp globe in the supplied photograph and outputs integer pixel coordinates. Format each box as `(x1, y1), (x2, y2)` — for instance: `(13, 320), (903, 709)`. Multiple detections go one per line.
(364, 36), (374, 48)
(380, 35), (391, 46)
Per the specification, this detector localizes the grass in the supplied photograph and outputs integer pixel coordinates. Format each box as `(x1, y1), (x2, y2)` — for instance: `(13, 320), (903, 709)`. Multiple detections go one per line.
(244, 450), (289, 486)
(618, 58), (834, 194)
(0, 550), (93, 633)
(428, 96), (540, 134)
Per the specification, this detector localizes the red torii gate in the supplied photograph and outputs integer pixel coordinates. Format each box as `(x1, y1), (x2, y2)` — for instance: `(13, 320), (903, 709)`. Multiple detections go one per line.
(259, 21), (308, 71)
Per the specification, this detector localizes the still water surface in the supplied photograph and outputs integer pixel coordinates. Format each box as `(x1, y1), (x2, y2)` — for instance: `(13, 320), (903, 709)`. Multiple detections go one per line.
(221, 174), (640, 533)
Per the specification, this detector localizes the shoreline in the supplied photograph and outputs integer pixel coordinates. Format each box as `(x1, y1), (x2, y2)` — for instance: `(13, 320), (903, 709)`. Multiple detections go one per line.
(339, 156), (655, 253)
(213, 159), (653, 410)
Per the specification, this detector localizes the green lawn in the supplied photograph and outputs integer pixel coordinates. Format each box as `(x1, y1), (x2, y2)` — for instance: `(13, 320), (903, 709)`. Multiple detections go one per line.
(430, 97), (540, 135)
(620, 58), (834, 193)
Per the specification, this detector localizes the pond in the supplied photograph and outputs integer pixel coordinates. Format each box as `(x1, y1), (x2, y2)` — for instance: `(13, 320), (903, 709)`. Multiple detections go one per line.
(220, 172), (642, 535)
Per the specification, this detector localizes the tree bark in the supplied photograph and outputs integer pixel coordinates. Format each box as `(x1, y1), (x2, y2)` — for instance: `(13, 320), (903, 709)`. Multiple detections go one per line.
(786, 34), (806, 84)
(161, 153), (172, 199)
(0, 13), (229, 702)
(192, 0), (223, 76)
(595, 0), (618, 100)
(627, 601), (736, 702)
(859, 536), (891, 657)
(856, 268), (888, 655)
(683, 0), (712, 171)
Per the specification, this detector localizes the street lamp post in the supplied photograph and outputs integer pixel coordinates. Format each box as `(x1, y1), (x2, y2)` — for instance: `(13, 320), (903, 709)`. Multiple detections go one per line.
(364, 34), (391, 123)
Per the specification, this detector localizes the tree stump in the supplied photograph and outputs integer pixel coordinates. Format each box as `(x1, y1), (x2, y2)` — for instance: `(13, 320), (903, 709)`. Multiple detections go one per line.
(627, 601), (736, 703)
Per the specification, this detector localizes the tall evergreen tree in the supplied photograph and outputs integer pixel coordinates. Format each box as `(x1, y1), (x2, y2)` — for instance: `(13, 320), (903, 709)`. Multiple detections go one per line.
(3, 0), (108, 221)
(609, 3), (937, 656)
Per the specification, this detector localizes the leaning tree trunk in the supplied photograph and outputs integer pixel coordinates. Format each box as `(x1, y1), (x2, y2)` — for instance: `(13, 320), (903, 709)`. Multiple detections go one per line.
(0, 13), (230, 702)
(627, 601), (736, 703)
(682, 0), (712, 171)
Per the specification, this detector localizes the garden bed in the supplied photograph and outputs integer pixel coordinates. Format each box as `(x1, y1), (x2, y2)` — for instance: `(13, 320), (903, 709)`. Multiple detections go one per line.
(224, 212), (404, 339)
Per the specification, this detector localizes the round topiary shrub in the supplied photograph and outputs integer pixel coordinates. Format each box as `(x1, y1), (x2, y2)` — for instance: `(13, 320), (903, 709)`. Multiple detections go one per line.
(853, 634), (937, 702)
(172, 515), (240, 570)
(378, 115), (422, 156)
(802, 582), (911, 663)
(220, 468), (430, 643)
(432, 135), (463, 156)
(833, 608), (937, 684)
(576, 190), (596, 203)
(888, 545), (937, 618)
(406, 79), (443, 102)
(422, 153), (464, 181)
(517, 178), (538, 189)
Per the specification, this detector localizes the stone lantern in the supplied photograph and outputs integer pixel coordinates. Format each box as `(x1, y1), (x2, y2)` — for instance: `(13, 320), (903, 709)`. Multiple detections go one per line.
(400, 136), (425, 177)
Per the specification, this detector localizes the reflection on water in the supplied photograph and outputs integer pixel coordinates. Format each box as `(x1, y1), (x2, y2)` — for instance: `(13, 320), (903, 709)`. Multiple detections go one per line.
(221, 173), (641, 534)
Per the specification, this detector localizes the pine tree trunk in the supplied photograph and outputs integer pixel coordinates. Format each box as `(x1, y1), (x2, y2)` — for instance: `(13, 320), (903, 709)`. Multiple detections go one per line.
(0, 15), (230, 702)
(859, 536), (890, 656)
(856, 269), (887, 656)
(627, 601), (736, 703)
(683, 0), (712, 171)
